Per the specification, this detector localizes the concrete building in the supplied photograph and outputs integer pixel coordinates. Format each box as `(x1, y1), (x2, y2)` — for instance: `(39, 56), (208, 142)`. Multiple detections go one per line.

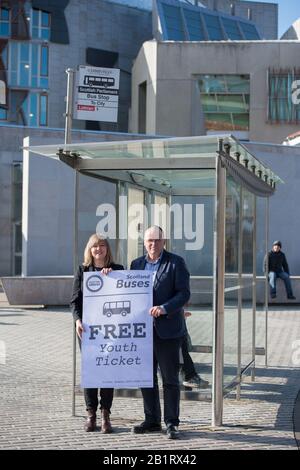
(1, 0), (299, 280)
(0, 0), (153, 276)
(130, 40), (300, 143)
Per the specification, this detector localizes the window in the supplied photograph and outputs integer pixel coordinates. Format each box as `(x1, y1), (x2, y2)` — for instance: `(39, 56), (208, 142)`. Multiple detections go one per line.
(0, 107), (7, 120)
(21, 92), (48, 127)
(202, 14), (223, 40)
(183, 10), (205, 40)
(12, 163), (23, 275)
(268, 70), (300, 123)
(31, 9), (50, 40)
(0, 7), (10, 37)
(222, 18), (243, 40)
(198, 75), (250, 131)
(161, 4), (185, 40)
(8, 42), (49, 89)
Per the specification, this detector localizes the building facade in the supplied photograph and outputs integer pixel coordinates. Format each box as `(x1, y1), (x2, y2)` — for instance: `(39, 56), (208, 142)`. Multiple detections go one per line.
(130, 40), (300, 143)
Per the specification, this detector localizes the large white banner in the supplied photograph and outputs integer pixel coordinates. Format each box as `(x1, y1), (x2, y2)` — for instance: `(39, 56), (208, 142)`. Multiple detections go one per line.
(81, 270), (153, 388)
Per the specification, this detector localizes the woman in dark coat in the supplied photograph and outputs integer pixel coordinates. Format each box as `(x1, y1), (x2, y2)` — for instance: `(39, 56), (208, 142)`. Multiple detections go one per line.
(70, 233), (124, 433)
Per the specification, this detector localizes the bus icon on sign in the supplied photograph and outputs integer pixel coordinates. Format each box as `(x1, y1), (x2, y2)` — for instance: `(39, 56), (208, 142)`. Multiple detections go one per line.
(84, 75), (115, 88)
(103, 301), (131, 317)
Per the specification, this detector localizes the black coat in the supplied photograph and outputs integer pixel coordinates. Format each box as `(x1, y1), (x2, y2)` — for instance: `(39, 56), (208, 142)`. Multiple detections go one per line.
(70, 263), (124, 322)
(130, 250), (190, 339)
(264, 250), (290, 275)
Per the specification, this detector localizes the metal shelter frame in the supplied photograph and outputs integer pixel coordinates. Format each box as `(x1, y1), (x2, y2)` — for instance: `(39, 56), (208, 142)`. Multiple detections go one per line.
(24, 134), (282, 427)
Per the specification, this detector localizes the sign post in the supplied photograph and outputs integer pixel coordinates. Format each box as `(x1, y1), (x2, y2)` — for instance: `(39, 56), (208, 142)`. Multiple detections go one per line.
(73, 65), (120, 123)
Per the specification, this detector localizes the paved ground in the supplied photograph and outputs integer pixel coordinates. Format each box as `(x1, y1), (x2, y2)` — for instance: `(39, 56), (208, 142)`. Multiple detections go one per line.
(0, 302), (300, 450)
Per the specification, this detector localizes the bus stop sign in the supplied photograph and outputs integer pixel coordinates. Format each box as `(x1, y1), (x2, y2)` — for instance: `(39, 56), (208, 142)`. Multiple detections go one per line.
(73, 65), (120, 123)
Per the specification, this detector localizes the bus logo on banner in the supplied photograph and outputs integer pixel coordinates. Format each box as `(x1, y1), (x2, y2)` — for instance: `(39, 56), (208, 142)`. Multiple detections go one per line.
(73, 65), (120, 123)
(86, 275), (104, 293)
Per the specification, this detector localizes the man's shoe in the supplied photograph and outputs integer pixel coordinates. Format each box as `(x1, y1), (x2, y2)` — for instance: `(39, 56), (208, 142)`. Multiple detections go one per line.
(183, 375), (209, 389)
(288, 295), (296, 300)
(132, 421), (162, 434)
(166, 425), (180, 440)
(84, 409), (97, 432)
(271, 293), (277, 299)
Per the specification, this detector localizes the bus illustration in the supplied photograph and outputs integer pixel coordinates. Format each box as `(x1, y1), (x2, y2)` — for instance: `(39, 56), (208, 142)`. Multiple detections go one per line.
(103, 300), (131, 317)
(84, 75), (115, 88)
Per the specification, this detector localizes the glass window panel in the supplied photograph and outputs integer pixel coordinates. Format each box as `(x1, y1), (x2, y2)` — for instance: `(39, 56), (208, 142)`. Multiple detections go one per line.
(239, 22), (260, 39)
(39, 94), (47, 126)
(32, 9), (39, 27)
(39, 77), (48, 88)
(0, 22), (9, 36)
(232, 113), (249, 130)
(1, 44), (8, 69)
(32, 26), (39, 38)
(1, 8), (9, 20)
(0, 108), (7, 119)
(20, 64), (29, 87)
(31, 44), (38, 76)
(20, 43), (29, 62)
(41, 11), (50, 27)
(161, 4), (185, 40)
(184, 10), (205, 40)
(198, 75), (226, 93)
(15, 224), (22, 253)
(203, 13), (224, 40)
(40, 46), (48, 76)
(204, 113), (233, 130)
(201, 94), (218, 112)
(41, 28), (50, 40)
(217, 95), (248, 113)
(29, 93), (38, 126)
(222, 18), (242, 40)
(225, 75), (250, 93)
(10, 71), (17, 85)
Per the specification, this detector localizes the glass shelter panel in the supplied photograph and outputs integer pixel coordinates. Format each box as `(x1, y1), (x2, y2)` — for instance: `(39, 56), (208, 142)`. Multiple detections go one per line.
(241, 190), (255, 370)
(224, 175), (241, 387)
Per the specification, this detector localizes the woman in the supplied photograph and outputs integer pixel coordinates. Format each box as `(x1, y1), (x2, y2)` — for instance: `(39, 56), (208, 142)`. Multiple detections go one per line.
(70, 233), (124, 433)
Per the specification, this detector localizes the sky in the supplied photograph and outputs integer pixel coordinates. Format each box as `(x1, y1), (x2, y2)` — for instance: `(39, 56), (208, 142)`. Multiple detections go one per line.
(246, 0), (300, 37)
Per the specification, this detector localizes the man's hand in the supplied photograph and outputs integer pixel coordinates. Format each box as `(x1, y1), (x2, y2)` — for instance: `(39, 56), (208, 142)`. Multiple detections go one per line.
(149, 306), (165, 318)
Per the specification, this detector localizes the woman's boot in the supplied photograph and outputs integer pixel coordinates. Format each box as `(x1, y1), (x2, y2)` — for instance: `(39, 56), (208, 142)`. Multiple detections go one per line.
(101, 409), (112, 433)
(84, 409), (97, 432)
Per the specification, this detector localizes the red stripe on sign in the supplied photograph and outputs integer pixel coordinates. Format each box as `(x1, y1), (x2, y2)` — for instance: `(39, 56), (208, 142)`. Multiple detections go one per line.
(77, 105), (95, 111)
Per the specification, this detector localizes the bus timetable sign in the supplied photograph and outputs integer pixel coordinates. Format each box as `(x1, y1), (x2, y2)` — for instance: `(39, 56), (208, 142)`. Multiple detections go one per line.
(73, 65), (120, 122)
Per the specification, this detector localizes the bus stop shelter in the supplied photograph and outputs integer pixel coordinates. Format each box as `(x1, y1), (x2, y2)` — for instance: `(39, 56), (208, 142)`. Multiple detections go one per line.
(25, 134), (282, 427)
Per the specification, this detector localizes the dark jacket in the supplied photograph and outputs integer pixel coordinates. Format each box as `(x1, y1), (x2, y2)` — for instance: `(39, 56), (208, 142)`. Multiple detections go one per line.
(264, 250), (290, 275)
(70, 263), (124, 322)
(130, 250), (190, 339)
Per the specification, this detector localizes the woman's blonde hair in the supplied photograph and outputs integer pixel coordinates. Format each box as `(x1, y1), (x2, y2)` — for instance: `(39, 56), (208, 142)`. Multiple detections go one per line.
(83, 233), (114, 267)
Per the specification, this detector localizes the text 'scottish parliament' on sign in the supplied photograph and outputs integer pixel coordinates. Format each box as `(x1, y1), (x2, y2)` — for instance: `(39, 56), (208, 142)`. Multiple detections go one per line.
(81, 270), (153, 388)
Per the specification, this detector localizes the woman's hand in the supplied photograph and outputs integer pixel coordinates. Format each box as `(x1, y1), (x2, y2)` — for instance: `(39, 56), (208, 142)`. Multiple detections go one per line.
(101, 267), (112, 275)
(76, 319), (84, 339)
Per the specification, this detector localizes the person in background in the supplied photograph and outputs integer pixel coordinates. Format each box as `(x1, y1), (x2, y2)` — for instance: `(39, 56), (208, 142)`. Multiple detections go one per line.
(181, 311), (209, 389)
(131, 226), (190, 440)
(70, 233), (124, 433)
(265, 240), (296, 300)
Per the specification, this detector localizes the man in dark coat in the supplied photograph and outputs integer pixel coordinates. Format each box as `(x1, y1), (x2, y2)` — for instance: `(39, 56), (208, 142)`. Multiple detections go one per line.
(131, 226), (190, 440)
(265, 240), (296, 299)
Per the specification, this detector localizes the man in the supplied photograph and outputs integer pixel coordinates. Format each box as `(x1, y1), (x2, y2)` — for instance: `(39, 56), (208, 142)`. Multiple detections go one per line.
(265, 240), (296, 300)
(131, 226), (190, 439)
